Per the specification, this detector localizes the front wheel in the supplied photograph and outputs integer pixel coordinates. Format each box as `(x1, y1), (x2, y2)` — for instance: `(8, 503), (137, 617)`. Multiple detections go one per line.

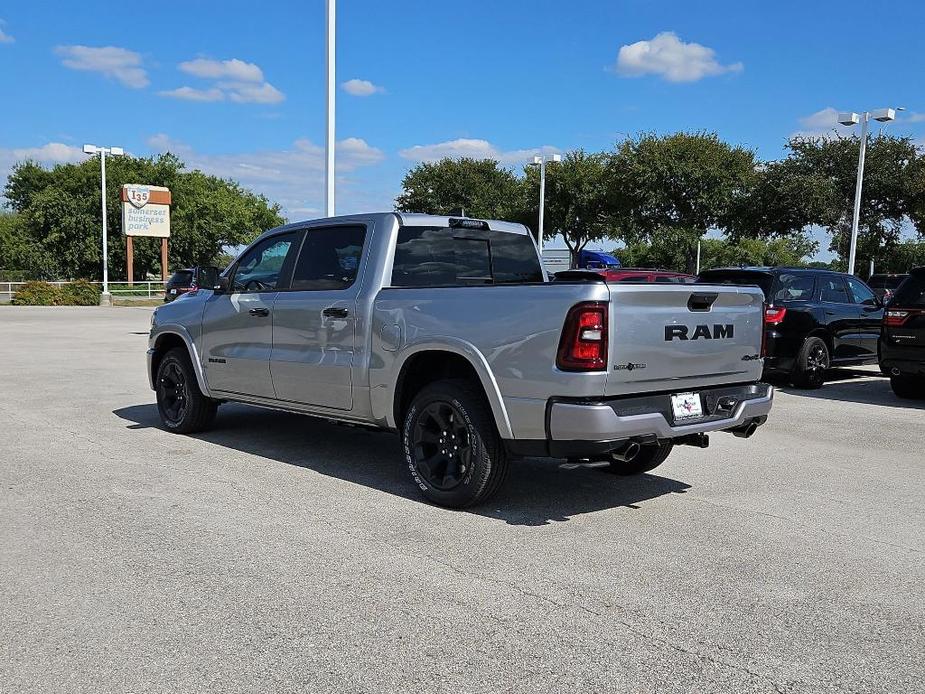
(155, 347), (218, 434)
(606, 442), (674, 475)
(402, 380), (509, 509)
(791, 337), (829, 389)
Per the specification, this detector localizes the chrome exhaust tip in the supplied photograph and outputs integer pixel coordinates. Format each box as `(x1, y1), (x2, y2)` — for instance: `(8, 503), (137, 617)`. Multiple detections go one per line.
(891, 367), (901, 376)
(610, 441), (641, 463)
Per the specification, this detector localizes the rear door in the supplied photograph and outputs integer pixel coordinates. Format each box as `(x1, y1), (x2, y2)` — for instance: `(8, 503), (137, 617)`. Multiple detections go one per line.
(201, 232), (298, 398)
(817, 276), (859, 359)
(604, 283), (764, 396)
(845, 276), (883, 357)
(270, 224), (367, 410)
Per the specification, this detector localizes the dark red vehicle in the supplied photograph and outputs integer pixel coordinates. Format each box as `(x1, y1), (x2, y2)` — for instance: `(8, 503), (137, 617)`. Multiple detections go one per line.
(599, 268), (697, 284)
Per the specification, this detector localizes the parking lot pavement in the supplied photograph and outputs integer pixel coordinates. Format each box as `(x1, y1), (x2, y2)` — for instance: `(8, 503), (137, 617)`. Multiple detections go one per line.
(1, 306), (923, 694)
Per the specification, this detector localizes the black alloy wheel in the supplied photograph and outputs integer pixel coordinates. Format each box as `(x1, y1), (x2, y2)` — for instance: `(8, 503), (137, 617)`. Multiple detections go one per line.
(411, 401), (473, 491)
(157, 360), (189, 426)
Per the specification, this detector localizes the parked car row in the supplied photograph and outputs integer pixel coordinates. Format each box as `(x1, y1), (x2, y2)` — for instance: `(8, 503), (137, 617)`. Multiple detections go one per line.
(695, 265), (924, 399)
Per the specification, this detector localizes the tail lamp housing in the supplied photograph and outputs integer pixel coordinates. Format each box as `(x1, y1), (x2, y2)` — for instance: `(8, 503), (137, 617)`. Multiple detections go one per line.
(557, 302), (608, 371)
(884, 310), (911, 327)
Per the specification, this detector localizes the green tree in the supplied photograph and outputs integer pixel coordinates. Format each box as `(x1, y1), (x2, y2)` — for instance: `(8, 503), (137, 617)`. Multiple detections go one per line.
(395, 158), (521, 220)
(520, 150), (615, 267)
(4, 153), (284, 281)
(608, 132), (758, 273)
(737, 134), (920, 269)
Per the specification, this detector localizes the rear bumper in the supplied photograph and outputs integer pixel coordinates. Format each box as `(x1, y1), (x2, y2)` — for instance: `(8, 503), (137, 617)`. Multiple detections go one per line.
(506, 382), (773, 458)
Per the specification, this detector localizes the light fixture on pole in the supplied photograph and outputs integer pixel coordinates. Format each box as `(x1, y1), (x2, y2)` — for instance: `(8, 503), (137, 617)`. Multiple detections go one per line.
(836, 106), (902, 275)
(324, 0), (336, 216)
(530, 153), (561, 254)
(83, 143), (124, 306)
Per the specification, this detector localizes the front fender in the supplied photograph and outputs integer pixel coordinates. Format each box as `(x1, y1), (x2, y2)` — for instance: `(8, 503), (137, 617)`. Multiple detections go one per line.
(384, 337), (514, 440)
(149, 324), (212, 397)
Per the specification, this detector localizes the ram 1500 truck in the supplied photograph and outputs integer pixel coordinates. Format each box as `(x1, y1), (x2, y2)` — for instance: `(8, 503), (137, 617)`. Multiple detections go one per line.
(148, 213), (773, 508)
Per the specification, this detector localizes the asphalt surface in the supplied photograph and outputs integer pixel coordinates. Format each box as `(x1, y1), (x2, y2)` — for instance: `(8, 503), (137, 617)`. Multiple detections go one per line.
(1, 306), (923, 694)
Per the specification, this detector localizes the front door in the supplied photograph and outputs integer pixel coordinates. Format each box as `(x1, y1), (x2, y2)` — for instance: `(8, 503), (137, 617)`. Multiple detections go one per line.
(818, 276), (859, 360)
(845, 276), (884, 357)
(270, 224), (368, 410)
(201, 232), (298, 398)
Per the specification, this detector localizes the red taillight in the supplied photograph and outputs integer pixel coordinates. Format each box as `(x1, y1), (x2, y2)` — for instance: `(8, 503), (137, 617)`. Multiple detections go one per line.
(764, 305), (787, 325)
(884, 310), (910, 327)
(557, 302), (608, 371)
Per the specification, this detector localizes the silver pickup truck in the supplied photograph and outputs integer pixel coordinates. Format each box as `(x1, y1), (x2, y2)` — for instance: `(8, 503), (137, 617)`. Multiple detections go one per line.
(148, 213), (773, 508)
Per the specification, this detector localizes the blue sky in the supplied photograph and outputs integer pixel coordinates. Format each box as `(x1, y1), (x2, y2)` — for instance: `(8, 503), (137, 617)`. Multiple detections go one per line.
(1, 0), (924, 256)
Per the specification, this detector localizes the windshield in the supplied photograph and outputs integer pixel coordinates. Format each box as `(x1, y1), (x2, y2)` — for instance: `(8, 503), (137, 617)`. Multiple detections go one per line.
(168, 271), (194, 286)
(869, 275), (907, 290)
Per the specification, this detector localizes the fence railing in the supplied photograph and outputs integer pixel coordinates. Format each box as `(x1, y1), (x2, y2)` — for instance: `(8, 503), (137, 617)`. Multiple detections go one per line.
(1, 280), (166, 301)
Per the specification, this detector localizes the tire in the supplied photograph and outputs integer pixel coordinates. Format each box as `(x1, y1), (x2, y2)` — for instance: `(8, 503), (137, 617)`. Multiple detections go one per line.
(606, 443), (674, 475)
(155, 347), (218, 434)
(791, 337), (829, 389)
(890, 375), (924, 400)
(401, 379), (509, 509)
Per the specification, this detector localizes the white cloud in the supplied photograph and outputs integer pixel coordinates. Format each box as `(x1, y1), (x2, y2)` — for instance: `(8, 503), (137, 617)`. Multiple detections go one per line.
(0, 142), (88, 199)
(222, 81), (285, 104)
(399, 138), (560, 165)
(55, 45), (149, 88)
(0, 19), (14, 44)
(146, 135), (385, 218)
(614, 31), (743, 83)
(159, 86), (225, 102)
(342, 78), (385, 96)
(792, 107), (843, 140)
(179, 57), (263, 82)
(904, 112), (925, 123)
(163, 56), (284, 104)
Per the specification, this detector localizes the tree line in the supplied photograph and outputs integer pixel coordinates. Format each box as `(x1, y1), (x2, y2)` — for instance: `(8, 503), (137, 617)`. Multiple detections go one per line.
(396, 131), (925, 275)
(1, 153), (284, 281)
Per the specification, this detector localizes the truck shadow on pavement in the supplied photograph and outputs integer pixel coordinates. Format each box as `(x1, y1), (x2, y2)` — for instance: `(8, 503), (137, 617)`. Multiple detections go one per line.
(113, 403), (692, 527)
(769, 369), (925, 409)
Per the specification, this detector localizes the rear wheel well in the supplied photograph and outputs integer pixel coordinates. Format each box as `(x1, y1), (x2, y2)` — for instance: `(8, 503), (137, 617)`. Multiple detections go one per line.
(393, 351), (488, 427)
(151, 333), (190, 383)
(807, 328), (832, 352)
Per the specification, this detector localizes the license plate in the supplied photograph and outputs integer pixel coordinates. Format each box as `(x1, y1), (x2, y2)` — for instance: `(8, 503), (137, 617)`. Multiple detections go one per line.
(170, 289), (177, 295)
(671, 392), (703, 421)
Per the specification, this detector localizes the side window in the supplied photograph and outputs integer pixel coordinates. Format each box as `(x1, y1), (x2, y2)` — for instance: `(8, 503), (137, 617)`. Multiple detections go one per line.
(819, 277), (850, 304)
(773, 274), (815, 302)
(290, 225), (367, 291)
(392, 228), (491, 287)
(232, 233), (297, 292)
(619, 275), (649, 283)
(846, 277), (878, 306)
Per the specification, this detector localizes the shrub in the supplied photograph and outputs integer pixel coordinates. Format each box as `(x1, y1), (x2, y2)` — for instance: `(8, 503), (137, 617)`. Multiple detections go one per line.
(12, 280), (101, 306)
(12, 281), (62, 305)
(60, 279), (101, 306)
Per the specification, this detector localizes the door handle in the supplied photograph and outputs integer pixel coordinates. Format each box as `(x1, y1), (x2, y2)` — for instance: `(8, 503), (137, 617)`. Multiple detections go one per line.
(249, 307), (270, 317)
(322, 307), (349, 318)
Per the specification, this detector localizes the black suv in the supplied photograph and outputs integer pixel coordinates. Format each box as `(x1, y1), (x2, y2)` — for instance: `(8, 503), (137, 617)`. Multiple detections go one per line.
(868, 273), (908, 304)
(698, 267), (883, 388)
(164, 266), (218, 303)
(879, 267), (925, 399)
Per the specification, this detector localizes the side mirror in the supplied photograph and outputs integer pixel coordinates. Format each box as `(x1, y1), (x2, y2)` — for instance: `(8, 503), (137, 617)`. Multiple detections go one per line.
(196, 266), (222, 291)
(213, 275), (230, 293)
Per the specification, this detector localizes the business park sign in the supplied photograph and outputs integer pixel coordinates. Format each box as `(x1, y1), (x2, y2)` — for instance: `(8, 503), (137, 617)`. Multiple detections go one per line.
(121, 184), (171, 238)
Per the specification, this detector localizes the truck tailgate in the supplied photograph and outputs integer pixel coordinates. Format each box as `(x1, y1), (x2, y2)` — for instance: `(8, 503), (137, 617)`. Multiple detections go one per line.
(605, 283), (764, 396)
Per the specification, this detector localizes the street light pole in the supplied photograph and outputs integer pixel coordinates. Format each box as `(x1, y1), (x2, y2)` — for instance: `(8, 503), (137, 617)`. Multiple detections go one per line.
(531, 153), (561, 255)
(324, 0), (336, 217)
(837, 107), (901, 275)
(83, 144), (124, 306)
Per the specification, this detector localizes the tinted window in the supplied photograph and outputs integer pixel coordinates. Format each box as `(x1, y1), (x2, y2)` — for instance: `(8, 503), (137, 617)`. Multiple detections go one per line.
(698, 271), (773, 297)
(891, 272), (925, 307)
(771, 273), (815, 302)
(869, 275), (907, 290)
(168, 270), (193, 286)
(619, 275), (649, 283)
(290, 225), (366, 291)
(819, 277), (850, 303)
(846, 277), (878, 306)
(232, 233), (296, 292)
(391, 227), (542, 287)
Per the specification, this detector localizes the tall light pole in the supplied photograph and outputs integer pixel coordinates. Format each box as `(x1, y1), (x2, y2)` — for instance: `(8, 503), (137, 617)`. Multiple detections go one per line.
(530, 153), (561, 254)
(836, 107), (901, 275)
(83, 144), (124, 306)
(324, 0), (336, 216)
